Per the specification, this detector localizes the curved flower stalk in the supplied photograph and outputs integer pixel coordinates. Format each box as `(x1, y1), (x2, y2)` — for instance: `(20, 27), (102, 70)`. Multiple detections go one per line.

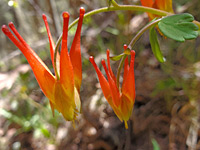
(2, 8), (85, 122)
(89, 46), (136, 129)
(140, 0), (174, 20)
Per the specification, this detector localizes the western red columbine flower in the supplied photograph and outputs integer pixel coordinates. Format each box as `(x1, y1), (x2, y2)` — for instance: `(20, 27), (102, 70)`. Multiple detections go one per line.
(89, 46), (136, 129)
(2, 7), (85, 122)
(140, 0), (174, 20)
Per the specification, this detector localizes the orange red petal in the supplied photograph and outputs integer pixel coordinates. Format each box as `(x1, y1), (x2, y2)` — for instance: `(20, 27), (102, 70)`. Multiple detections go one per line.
(60, 12), (75, 101)
(106, 49), (116, 82)
(1, 25), (55, 100)
(122, 50), (136, 102)
(154, 0), (174, 13)
(89, 56), (112, 102)
(89, 56), (123, 122)
(140, 0), (174, 20)
(2, 8), (84, 123)
(101, 59), (121, 107)
(70, 7), (85, 93)
(42, 14), (55, 68)
(42, 14), (60, 79)
(140, 0), (154, 7)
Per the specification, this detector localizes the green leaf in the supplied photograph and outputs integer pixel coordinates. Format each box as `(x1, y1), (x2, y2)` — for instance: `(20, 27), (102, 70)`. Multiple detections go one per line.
(40, 127), (50, 138)
(124, 49), (131, 55)
(149, 27), (165, 63)
(158, 13), (199, 42)
(152, 138), (160, 150)
(105, 27), (119, 35)
(110, 53), (125, 61)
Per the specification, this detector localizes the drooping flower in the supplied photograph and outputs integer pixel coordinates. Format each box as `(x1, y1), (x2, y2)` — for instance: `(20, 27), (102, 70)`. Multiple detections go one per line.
(140, 0), (174, 20)
(89, 46), (136, 129)
(2, 8), (85, 122)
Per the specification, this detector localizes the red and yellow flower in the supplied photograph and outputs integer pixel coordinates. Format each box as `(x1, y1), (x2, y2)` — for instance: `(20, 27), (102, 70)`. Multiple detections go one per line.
(140, 0), (174, 20)
(89, 47), (136, 129)
(2, 8), (85, 122)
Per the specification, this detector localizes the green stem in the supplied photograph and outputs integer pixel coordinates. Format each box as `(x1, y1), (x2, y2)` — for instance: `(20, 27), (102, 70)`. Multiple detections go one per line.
(116, 18), (161, 87)
(128, 18), (161, 50)
(53, 3), (200, 80)
(110, 0), (120, 7)
(53, 5), (170, 77)
(71, 5), (169, 30)
(56, 5), (169, 49)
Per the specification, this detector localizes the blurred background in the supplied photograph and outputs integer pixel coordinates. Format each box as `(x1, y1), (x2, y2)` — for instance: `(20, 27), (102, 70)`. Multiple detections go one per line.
(0, 0), (200, 149)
